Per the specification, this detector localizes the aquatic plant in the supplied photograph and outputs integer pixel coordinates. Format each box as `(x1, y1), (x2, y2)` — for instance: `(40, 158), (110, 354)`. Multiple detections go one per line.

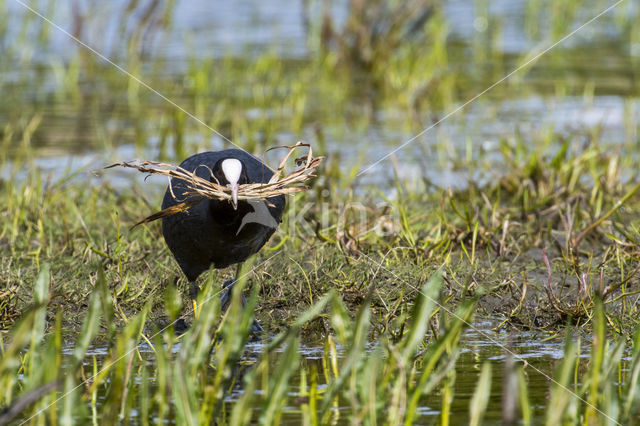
(2, 0), (640, 423)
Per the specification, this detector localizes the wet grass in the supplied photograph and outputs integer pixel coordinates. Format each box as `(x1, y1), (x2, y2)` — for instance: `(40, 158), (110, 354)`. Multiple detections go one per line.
(4, 116), (640, 422)
(2, 0), (640, 423)
(4, 129), (640, 333)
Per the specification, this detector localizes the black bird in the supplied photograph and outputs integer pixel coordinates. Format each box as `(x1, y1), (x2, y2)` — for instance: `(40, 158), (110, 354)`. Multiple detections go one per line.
(161, 149), (286, 330)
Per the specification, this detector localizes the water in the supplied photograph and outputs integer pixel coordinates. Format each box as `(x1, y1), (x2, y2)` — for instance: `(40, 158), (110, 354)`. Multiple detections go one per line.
(3, 0), (639, 422)
(56, 318), (587, 424)
(2, 0), (638, 189)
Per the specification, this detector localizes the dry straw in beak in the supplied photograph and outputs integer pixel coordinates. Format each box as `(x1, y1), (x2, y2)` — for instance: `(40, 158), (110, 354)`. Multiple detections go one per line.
(105, 141), (323, 227)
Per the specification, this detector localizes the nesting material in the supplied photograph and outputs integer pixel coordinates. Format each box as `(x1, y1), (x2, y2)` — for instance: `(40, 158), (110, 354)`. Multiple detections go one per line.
(106, 141), (323, 226)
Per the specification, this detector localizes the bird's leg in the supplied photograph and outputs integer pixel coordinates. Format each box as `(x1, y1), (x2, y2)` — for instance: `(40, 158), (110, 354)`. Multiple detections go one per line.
(219, 278), (235, 313)
(219, 263), (243, 311)
(189, 282), (200, 318)
(219, 265), (264, 335)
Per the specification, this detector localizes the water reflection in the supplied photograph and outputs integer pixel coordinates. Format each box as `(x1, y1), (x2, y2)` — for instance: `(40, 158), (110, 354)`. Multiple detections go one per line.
(58, 317), (586, 423)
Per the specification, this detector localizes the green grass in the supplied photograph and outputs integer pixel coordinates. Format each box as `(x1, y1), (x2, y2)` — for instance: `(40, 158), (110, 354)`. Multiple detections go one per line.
(2, 0), (640, 423)
(3, 119), (640, 422)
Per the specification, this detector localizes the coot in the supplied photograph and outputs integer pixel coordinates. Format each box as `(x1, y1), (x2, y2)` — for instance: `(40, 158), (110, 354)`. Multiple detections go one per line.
(161, 149), (286, 331)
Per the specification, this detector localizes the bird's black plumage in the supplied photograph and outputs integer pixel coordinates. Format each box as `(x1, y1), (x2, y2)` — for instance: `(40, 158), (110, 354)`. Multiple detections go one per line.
(161, 149), (286, 283)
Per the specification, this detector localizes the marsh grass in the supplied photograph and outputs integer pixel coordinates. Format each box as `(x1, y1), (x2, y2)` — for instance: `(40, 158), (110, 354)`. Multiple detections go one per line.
(4, 263), (640, 423)
(0, 267), (477, 424)
(107, 141), (324, 227)
(2, 0), (640, 423)
(4, 121), (640, 422)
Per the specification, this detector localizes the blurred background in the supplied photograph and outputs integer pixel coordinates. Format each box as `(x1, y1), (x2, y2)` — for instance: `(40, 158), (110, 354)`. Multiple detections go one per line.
(1, 0), (638, 189)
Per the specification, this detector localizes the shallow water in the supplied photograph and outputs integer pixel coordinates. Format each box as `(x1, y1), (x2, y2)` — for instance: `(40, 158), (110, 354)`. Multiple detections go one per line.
(3, 0), (639, 422)
(52, 317), (591, 424)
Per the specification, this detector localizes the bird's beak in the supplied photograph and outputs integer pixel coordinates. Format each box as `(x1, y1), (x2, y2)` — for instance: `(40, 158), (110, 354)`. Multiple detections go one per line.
(230, 183), (239, 210)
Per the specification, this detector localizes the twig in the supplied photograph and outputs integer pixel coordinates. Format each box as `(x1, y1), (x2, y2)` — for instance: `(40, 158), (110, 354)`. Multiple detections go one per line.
(105, 142), (323, 227)
(573, 181), (640, 247)
(541, 248), (564, 313)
